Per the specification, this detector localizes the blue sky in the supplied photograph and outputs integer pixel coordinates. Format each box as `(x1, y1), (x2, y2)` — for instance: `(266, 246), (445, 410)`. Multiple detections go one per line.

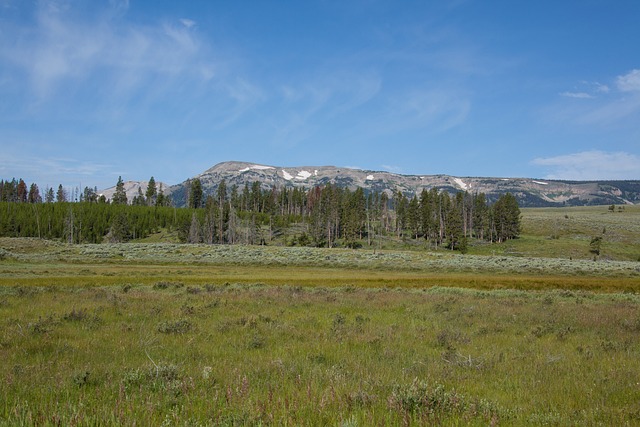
(1, 0), (639, 189)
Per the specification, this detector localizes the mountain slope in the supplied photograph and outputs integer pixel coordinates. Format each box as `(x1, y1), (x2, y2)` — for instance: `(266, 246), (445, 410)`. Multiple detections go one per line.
(167, 161), (640, 208)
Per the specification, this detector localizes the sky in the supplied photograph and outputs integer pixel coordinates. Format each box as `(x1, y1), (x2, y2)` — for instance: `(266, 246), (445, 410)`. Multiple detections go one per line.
(1, 0), (639, 190)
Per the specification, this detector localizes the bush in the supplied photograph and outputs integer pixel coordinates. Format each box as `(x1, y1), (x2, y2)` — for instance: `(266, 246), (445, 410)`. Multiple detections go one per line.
(157, 319), (192, 334)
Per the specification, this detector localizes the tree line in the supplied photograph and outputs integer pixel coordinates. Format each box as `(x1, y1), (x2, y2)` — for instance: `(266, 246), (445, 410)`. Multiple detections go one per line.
(1, 176), (521, 250)
(183, 178), (521, 250)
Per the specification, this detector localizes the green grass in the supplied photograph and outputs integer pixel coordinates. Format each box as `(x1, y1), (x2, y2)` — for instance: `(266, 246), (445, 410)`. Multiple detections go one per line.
(124, 204), (640, 261)
(471, 205), (640, 261)
(1, 203), (640, 426)
(3, 283), (640, 425)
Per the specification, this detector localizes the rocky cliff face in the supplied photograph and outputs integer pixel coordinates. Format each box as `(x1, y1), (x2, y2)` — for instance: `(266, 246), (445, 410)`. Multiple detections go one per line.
(167, 161), (640, 208)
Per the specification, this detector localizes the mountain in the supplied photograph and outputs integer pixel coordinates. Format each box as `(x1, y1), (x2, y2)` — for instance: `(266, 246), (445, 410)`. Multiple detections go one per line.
(167, 161), (640, 208)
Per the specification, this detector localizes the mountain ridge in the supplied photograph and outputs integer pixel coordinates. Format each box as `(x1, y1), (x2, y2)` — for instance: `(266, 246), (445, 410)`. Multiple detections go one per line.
(163, 161), (640, 208)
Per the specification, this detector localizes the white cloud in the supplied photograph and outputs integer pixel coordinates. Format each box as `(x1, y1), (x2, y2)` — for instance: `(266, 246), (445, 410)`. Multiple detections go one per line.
(269, 72), (382, 146)
(386, 88), (471, 134)
(550, 71), (640, 126)
(560, 81), (610, 100)
(531, 150), (640, 180)
(593, 82), (610, 94)
(0, 2), (214, 100)
(616, 69), (640, 92)
(180, 18), (196, 29)
(560, 92), (593, 99)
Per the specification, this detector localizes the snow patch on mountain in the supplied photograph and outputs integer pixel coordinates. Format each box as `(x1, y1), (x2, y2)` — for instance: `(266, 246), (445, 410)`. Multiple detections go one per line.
(296, 170), (312, 180)
(532, 180), (549, 185)
(453, 178), (468, 190)
(239, 165), (275, 173)
(366, 175), (375, 180)
(281, 170), (293, 180)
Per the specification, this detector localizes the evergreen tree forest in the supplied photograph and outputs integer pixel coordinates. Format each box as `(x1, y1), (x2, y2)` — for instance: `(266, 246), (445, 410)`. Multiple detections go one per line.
(0, 177), (521, 250)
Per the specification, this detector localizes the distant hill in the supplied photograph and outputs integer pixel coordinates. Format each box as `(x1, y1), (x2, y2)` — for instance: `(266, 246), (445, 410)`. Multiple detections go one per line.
(99, 180), (169, 203)
(166, 161), (640, 208)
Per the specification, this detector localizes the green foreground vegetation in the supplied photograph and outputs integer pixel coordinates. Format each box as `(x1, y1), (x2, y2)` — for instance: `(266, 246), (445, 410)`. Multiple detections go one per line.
(1, 206), (640, 425)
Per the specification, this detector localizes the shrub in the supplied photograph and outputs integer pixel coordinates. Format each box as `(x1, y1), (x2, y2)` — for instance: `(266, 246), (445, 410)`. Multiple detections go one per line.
(389, 379), (502, 422)
(72, 370), (90, 387)
(589, 236), (602, 256)
(62, 308), (88, 321)
(157, 319), (192, 334)
(28, 315), (57, 334)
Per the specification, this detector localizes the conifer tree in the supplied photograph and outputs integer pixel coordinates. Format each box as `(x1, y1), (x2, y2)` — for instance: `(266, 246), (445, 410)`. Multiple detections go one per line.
(407, 195), (420, 239)
(45, 187), (55, 203)
(56, 185), (67, 203)
(146, 177), (157, 206)
(491, 193), (521, 242)
(216, 180), (228, 243)
(156, 184), (168, 207)
(132, 187), (146, 205)
(395, 191), (408, 237)
(188, 178), (203, 209)
(108, 211), (130, 242)
(28, 183), (41, 203)
(17, 179), (28, 203)
(112, 176), (128, 205)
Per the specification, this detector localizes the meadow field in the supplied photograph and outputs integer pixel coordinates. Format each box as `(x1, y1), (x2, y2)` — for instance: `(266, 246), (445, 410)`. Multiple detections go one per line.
(1, 205), (640, 425)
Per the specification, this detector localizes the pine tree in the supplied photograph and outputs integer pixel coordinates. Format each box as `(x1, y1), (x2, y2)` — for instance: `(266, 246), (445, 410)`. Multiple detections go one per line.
(112, 177), (128, 205)
(216, 180), (228, 243)
(491, 193), (521, 242)
(17, 179), (28, 203)
(56, 185), (67, 203)
(45, 187), (55, 203)
(156, 184), (168, 207)
(407, 195), (420, 239)
(146, 177), (157, 206)
(132, 187), (146, 206)
(472, 193), (488, 240)
(446, 192), (464, 250)
(28, 183), (42, 203)
(188, 178), (203, 209)
(395, 191), (408, 237)
(242, 183), (250, 211)
(108, 211), (130, 242)
(83, 186), (98, 203)
(420, 188), (438, 245)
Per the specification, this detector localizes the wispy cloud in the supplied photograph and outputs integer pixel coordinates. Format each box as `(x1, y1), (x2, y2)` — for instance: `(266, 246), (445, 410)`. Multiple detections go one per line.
(0, 2), (216, 102)
(616, 69), (640, 92)
(560, 92), (594, 99)
(180, 18), (196, 29)
(269, 72), (382, 146)
(531, 150), (640, 180)
(386, 88), (471, 134)
(559, 81), (609, 100)
(549, 69), (640, 127)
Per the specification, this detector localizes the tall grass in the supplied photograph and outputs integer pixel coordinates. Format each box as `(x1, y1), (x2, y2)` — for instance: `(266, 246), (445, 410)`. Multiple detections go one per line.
(1, 226), (640, 424)
(2, 284), (640, 425)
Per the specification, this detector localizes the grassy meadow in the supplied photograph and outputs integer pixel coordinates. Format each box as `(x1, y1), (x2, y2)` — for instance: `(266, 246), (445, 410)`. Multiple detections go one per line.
(1, 205), (640, 425)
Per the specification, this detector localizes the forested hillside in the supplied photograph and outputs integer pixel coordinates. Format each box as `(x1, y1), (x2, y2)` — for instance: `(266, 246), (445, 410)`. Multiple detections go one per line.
(0, 177), (520, 250)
